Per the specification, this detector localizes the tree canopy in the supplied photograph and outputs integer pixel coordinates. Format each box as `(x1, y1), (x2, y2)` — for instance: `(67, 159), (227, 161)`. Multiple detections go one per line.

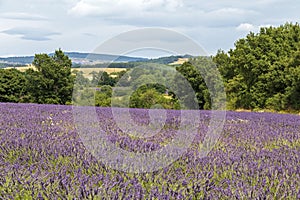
(0, 68), (27, 102)
(27, 49), (74, 104)
(214, 22), (300, 111)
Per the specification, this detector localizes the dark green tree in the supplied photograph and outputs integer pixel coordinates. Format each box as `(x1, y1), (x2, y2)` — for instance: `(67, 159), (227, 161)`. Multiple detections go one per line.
(27, 49), (74, 104)
(90, 71), (116, 86)
(175, 61), (206, 109)
(175, 57), (224, 110)
(0, 68), (28, 102)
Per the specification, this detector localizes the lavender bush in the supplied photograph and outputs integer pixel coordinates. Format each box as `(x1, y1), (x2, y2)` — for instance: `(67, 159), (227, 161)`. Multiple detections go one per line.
(0, 103), (299, 199)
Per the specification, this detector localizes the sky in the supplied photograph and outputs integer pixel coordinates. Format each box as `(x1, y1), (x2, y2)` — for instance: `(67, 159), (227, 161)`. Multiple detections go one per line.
(0, 0), (299, 58)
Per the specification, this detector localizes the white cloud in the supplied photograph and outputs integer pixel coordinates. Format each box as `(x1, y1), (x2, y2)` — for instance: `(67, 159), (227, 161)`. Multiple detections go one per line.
(209, 8), (256, 16)
(0, 0), (300, 56)
(236, 23), (277, 33)
(0, 12), (47, 21)
(2, 27), (60, 41)
(67, 0), (258, 29)
(236, 23), (256, 32)
(68, 0), (184, 16)
(68, 0), (100, 16)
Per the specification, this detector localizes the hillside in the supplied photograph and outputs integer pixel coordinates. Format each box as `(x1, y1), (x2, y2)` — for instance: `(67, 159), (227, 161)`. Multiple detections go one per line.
(0, 53), (195, 68)
(0, 52), (148, 67)
(1, 53), (194, 69)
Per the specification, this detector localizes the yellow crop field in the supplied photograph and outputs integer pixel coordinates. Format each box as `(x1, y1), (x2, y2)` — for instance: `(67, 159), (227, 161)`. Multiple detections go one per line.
(73, 68), (126, 79)
(5, 66), (127, 79)
(74, 68), (125, 74)
(5, 65), (35, 71)
(169, 58), (189, 65)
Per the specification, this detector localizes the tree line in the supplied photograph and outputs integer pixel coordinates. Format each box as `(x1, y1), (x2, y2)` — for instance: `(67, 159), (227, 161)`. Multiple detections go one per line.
(0, 49), (74, 105)
(1, 22), (300, 112)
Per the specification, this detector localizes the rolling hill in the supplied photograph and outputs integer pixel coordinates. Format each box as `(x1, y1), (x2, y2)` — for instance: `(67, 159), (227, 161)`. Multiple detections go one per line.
(0, 52), (148, 67)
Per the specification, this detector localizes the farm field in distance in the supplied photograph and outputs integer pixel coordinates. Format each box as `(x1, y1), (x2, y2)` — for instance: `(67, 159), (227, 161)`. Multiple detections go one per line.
(72, 68), (126, 79)
(4, 55), (187, 80)
(3, 55), (188, 80)
(5, 65), (126, 79)
(0, 103), (299, 199)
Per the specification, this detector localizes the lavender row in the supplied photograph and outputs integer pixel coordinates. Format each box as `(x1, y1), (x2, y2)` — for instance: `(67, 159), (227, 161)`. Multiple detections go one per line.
(0, 103), (299, 199)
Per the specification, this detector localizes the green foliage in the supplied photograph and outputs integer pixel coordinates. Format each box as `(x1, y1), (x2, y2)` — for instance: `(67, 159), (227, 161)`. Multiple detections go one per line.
(175, 62), (205, 109)
(175, 57), (225, 110)
(95, 85), (113, 107)
(90, 71), (116, 86)
(0, 68), (28, 102)
(76, 62), (136, 69)
(214, 22), (300, 111)
(27, 49), (74, 104)
(73, 70), (90, 90)
(129, 85), (179, 109)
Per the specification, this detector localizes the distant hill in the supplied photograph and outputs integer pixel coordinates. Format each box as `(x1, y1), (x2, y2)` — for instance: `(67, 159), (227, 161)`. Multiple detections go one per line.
(75, 54), (194, 69)
(0, 52), (148, 68)
(0, 56), (35, 66)
(63, 52), (149, 63)
(0, 52), (194, 68)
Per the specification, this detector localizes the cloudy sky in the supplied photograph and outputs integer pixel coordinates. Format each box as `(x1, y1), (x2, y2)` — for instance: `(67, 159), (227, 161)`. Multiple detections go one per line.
(0, 0), (299, 57)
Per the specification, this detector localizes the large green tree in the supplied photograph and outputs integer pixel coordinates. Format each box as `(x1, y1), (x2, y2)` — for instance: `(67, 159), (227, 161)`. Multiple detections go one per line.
(214, 22), (300, 111)
(27, 49), (74, 104)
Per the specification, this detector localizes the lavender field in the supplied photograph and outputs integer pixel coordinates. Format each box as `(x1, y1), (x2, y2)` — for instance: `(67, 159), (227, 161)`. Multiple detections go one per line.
(0, 103), (300, 199)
